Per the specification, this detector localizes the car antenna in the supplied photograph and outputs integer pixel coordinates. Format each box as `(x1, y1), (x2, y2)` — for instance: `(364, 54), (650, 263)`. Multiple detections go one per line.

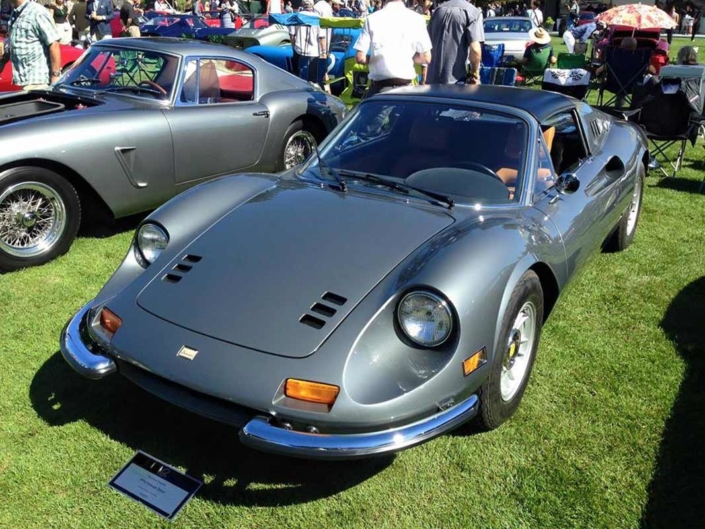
(315, 144), (347, 193)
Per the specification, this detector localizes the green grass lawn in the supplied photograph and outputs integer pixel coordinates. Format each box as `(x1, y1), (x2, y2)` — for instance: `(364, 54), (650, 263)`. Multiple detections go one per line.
(1, 39), (704, 528)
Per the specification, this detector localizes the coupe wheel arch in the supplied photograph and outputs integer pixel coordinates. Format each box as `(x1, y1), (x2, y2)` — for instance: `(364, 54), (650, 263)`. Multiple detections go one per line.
(0, 159), (114, 226)
(293, 114), (328, 142)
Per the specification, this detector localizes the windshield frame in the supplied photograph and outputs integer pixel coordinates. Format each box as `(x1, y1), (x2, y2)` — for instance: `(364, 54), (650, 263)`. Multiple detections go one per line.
(298, 96), (539, 209)
(55, 43), (183, 104)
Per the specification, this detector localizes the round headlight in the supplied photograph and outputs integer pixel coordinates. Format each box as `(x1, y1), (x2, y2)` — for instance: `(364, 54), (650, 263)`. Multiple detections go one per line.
(136, 223), (168, 266)
(397, 291), (453, 347)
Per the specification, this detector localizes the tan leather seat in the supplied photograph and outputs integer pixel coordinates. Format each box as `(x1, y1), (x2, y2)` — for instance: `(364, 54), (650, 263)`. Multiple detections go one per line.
(392, 119), (450, 177)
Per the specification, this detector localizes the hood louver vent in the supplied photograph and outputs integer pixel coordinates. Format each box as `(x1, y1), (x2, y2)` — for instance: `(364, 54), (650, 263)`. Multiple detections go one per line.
(299, 292), (348, 330)
(162, 254), (203, 283)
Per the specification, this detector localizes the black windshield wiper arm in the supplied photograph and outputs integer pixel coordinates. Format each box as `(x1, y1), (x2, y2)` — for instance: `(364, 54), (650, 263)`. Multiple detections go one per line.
(315, 147), (347, 193)
(67, 78), (102, 86)
(339, 171), (454, 209)
(99, 85), (164, 97)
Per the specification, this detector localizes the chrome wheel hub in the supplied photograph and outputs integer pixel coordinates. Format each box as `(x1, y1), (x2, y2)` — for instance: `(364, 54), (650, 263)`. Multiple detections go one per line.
(0, 182), (67, 258)
(500, 301), (537, 402)
(284, 131), (317, 170)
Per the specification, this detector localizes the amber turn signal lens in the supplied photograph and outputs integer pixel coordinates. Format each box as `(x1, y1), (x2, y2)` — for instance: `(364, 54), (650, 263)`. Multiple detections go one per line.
(463, 347), (487, 376)
(285, 379), (340, 405)
(100, 308), (122, 334)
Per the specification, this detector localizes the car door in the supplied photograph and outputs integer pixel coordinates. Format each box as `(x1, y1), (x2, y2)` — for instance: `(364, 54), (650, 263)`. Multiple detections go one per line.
(164, 56), (271, 185)
(530, 109), (623, 279)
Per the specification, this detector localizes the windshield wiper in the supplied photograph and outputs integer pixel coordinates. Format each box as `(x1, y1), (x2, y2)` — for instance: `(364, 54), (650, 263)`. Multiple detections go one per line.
(339, 171), (454, 210)
(66, 78), (102, 86)
(315, 146), (347, 193)
(99, 85), (164, 98)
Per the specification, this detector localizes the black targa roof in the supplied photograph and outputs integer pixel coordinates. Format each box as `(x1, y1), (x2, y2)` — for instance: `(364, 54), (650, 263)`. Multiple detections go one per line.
(378, 85), (576, 123)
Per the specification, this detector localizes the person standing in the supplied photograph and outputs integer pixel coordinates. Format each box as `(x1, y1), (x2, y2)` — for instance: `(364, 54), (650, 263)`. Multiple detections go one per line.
(209, 0), (217, 10)
(314, 0), (332, 17)
(427, 0), (483, 85)
(266, 0), (282, 14)
(527, 0), (542, 27)
(219, 0), (236, 28)
(48, 0), (72, 44)
(119, 0), (140, 36)
(289, 0), (325, 77)
(285, 0), (293, 11)
(691, 6), (700, 41)
(85, 0), (113, 40)
(353, 0), (431, 97)
(69, 0), (89, 42)
(0, 0), (61, 89)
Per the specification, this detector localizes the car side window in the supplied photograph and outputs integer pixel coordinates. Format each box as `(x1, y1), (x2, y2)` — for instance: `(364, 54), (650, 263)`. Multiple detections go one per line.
(541, 111), (588, 175)
(180, 58), (254, 105)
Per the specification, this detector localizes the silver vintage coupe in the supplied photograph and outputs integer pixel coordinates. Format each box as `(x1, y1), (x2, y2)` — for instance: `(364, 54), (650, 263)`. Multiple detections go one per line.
(0, 38), (345, 272)
(61, 86), (647, 460)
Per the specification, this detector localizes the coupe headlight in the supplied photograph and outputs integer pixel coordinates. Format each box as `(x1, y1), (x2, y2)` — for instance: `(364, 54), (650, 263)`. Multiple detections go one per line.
(397, 291), (453, 347)
(135, 223), (168, 266)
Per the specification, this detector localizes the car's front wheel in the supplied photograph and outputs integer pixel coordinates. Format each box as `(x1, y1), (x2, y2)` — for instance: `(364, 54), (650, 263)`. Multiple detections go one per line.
(0, 167), (81, 272)
(280, 121), (318, 171)
(478, 270), (544, 430)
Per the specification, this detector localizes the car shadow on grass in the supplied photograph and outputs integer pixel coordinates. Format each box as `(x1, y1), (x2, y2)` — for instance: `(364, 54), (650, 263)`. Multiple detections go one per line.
(640, 276), (705, 529)
(78, 212), (147, 239)
(652, 176), (705, 195)
(29, 353), (393, 507)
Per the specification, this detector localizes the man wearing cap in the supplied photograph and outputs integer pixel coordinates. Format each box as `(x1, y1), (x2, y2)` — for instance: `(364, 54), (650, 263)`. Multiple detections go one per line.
(427, 0), (484, 85)
(353, 0), (432, 97)
(290, 0), (326, 79)
(518, 27), (556, 65)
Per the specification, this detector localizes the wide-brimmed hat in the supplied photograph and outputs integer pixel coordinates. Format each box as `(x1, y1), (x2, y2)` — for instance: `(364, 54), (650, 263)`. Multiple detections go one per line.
(528, 27), (551, 45)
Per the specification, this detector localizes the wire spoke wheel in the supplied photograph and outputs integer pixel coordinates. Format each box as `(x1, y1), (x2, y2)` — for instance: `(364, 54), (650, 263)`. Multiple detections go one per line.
(0, 182), (67, 259)
(283, 130), (317, 170)
(500, 301), (537, 402)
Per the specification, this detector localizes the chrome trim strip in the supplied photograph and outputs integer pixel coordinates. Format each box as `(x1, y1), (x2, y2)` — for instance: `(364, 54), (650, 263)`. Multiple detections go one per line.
(239, 394), (479, 460)
(59, 301), (117, 380)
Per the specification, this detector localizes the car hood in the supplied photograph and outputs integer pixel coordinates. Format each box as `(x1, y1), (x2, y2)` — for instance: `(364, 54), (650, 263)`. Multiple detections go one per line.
(136, 181), (454, 358)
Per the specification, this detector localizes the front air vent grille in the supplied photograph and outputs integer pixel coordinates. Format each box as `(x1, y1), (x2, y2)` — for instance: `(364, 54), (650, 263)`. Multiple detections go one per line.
(299, 292), (348, 330)
(162, 255), (203, 283)
(321, 292), (347, 306)
(299, 314), (326, 329)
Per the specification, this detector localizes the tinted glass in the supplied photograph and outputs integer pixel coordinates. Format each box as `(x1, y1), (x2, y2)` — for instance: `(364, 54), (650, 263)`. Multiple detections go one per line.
(484, 18), (533, 33)
(302, 101), (529, 205)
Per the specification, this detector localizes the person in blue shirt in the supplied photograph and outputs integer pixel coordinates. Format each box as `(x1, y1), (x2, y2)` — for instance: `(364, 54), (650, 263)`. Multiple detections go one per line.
(563, 20), (605, 53)
(85, 0), (114, 41)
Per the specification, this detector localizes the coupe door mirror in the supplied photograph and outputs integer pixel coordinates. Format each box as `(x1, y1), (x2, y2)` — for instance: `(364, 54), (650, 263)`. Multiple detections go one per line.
(556, 173), (580, 195)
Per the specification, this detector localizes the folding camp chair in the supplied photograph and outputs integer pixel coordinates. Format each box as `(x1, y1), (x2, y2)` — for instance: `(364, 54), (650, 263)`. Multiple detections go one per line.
(542, 68), (590, 100)
(627, 78), (705, 179)
(556, 52), (586, 70)
(519, 46), (552, 85)
(482, 43), (505, 68)
(596, 47), (651, 108)
(480, 66), (517, 86)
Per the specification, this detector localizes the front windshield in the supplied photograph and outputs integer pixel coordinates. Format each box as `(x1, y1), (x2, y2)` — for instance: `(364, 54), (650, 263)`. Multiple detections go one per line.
(58, 47), (179, 101)
(484, 19), (533, 33)
(142, 15), (205, 28)
(301, 101), (529, 205)
(243, 16), (269, 29)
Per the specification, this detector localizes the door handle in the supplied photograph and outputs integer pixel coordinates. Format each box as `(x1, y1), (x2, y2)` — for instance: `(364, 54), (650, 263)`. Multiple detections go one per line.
(252, 110), (270, 118)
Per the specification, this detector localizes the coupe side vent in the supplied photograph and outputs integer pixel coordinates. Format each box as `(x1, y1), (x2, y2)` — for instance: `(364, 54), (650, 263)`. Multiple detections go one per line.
(162, 255), (203, 283)
(173, 264), (192, 273)
(321, 292), (347, 306)
(299, 314), (326, 329)
(163, 273), (182, 284)
(311, 303), (336, 318)
(183, 254), (203, 263)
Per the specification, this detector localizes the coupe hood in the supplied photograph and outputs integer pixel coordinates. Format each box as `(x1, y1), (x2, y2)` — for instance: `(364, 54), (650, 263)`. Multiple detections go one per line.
(136, 182), (454, 358)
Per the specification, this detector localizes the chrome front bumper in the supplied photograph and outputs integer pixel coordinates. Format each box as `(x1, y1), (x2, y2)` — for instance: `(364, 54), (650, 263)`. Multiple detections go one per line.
(61, 301), (479, 459)
(60, 302), (117, 380)
(239, 394), (479, 460)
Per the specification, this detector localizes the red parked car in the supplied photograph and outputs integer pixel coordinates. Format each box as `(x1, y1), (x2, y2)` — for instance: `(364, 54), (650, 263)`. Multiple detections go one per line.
(0, 43), (84, 91)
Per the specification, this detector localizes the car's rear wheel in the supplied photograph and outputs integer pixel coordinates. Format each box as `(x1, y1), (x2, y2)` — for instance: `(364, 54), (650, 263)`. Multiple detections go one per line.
(280, 121), (318, 171)
(606, 162), (645, 252)
(0, 167), (81, 272)
(478, 270), (544, 430)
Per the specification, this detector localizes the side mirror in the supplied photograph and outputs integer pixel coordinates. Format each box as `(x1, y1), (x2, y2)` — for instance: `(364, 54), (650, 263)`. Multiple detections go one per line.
(556, 173), (580, 195)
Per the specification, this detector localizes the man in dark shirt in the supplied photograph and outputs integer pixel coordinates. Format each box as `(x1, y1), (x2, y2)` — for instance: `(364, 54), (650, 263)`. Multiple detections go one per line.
(426, 0), (484, 84)
(85, 0), (114, 40)
(119, 0), (140, 36)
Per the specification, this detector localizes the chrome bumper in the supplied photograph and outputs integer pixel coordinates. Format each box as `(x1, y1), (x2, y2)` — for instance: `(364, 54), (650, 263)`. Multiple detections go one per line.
(60, 302), (117, 380)
(239, 394), (479, 460)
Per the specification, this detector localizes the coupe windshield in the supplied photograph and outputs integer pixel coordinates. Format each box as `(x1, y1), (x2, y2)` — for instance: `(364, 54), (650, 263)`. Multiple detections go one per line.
(302, 101), (530, 205)
(484, 19), (533, 33)
(58, 47), (179, 100)
(142, 15), (206, 29)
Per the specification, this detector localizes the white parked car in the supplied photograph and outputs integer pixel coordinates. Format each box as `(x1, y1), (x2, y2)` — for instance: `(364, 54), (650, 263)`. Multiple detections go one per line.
(483, 17), (537, 59)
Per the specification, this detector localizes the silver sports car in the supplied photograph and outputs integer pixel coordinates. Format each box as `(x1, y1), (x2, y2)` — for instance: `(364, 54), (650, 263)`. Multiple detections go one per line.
(0, 38), (345, 272)
(61, 86), (648, 460)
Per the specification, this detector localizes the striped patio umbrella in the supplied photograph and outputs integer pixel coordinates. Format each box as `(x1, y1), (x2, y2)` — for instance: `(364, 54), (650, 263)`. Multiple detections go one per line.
(596, 4), (677, 29)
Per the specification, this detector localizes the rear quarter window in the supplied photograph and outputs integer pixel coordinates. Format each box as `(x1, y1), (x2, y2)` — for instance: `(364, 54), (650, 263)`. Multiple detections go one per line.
(576, 101), (612, 153)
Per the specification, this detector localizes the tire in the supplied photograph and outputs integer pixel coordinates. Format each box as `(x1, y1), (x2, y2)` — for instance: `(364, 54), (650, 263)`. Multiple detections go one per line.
(279, 120), (318, 171)
(478, 270), (544, 430)
(606, 162), (645, 252)
(0, 167), (81, 272)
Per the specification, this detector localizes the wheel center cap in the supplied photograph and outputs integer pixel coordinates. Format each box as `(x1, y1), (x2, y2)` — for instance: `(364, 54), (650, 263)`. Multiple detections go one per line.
(20, 212), (37, 228)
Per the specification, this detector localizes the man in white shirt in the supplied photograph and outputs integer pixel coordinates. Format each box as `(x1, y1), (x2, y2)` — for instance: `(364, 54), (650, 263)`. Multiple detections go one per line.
(353, 0), (432, 98)
(313, 0), (332, 17)
(266, 0), (282, 14)
(527, 0), (542, 27)
(289, 0), (325, 78)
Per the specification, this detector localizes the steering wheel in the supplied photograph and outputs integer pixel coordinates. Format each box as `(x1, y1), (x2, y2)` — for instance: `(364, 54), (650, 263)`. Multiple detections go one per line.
(451, 162), (504, 182)
(138, 80), (167, 95)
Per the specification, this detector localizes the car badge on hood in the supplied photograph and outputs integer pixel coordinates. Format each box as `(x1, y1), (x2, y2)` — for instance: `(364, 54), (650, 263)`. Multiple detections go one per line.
(176, 346), (199, 361)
